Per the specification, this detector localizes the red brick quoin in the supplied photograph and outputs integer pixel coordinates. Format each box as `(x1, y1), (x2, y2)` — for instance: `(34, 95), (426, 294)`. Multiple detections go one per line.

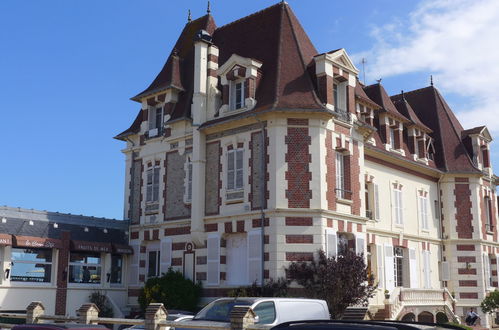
(454, 181), (473, 239)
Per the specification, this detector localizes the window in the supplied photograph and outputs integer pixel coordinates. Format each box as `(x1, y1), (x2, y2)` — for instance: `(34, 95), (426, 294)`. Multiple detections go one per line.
(146, 166), (160, 203)
(336, 153), (345, 198)
(230, 80), (245, 110)
(110, 254), (123, 284)
(69, 252), (101, 284)
(333, 84), (338, 108)
(10, 248), (52, 283)
(485, 196), (493, 232)
(227, 149), (244, 191)
(253, 302), (276, 324)
(148, 107), (163, 137)
(394, 247), (404, 287)
(389, 128), (396, 149)
(419, 194), (429, 230)
(147, 250), (160, 278)
(365, 182), (380, 220)
(184, 154), (193, 203)
(393, 185), (403, 225)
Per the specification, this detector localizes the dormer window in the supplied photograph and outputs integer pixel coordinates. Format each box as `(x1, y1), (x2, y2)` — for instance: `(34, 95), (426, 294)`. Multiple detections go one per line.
(333, 81), (347, 112)
(389, 127), (396, 150)
(148, 106), (163, 138)
(230, 80), (245, 111)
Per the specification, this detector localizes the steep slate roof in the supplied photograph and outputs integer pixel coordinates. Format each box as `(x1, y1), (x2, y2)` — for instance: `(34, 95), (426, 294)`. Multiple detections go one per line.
(390, 94), (432, 133)
(355, 81), (380, 109)
(400, 86), (479, 173)
(462, 126), (486, 137)
(115, 109), (142, 140)
(364, 83), (409, 122)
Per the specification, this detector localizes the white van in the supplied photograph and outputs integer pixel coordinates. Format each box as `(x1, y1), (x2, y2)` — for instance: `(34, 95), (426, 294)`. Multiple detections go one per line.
(173, 297), (330, 328)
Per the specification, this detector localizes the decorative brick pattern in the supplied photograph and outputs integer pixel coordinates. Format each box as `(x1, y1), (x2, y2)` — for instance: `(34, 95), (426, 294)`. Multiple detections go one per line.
(196, 272), (207, 281)
(225, 222), (233, 233)
(458, 268), (477, 275)
(459, 280), (478, 287)
(129, 158), (142, 224)
(172, 258), (182, 266)
(130, 231), (139, 239)
(286, 252), (314, 261)
(454, 182), (473, 239)
(252, 218), (270, 227)
(459, 292), (478, 299)
(350, 141), (361, 215)
(237, 220), (245, 232)
(205, 141), (221, 215)
(55, 231), (70, 315)
(164, 226), (190, 236)
(172, 242), (186, 250)
(325, 130), (336, 210)
(286, 235), (313, 244)
(285, 122), (312, 208)
(165, 151), (191, 220)
(249, 130), (269, 210)
(285, 217), (312, 226)
(456, 244), (475, 251)
(457, 256), (476, 263)
(205, 223), (218, 232)
(197, 256), (207, 265)
(152, 229), (159, 240)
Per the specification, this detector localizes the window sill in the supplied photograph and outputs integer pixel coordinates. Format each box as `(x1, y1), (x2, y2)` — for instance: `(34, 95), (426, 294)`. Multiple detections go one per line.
(394, 223), (404, 229)
(487, 230), (494, 235)
(336, 197), (353, 205)
(226, 189), (244, 204)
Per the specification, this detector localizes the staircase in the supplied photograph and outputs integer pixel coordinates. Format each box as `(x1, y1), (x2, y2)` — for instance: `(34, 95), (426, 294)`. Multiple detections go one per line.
(341, 307), (368, 320)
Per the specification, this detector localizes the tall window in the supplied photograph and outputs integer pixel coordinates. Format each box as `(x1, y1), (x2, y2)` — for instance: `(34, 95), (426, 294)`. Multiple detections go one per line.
(146, 166), (160, 203)
(184, 155), (193, 203)
(69, 252), (101, 284)
(110, 254), (123, 284)
(10, 248), (52, 283)
(147, 250), (160, 278)
(336, 153), (345, 198)
(227, 149), (244, 190)
(393, 185), (403, 225)
(394, 247), (404, 287)
(333, 84), (338, 108)
(230, 80), (245, 110)
(389, 128), (396, 149)
(419, 194), (429, 230)
(485, 196), (493, 231)
(148, 107), (163, 137)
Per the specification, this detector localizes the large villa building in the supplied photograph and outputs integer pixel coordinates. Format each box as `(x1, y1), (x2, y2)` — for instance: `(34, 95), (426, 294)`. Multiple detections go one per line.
(115, 2), (499, 326)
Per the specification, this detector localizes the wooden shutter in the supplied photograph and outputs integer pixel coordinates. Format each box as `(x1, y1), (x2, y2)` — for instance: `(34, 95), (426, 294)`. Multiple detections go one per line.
(440, 261), (450, 281)
(355, 233), (366, 256)
(129, 243), (140, 285)
(207, 233), (220, 285)
(248, 230), (262, 284)
(423, 250), (431, 288)
(384, 244), (395, 292)
(409, 248), (419, 288)
(160, 238), (172, 274)
(375, 244), (384, 286)
(326, 229), (337, 258)
(374, 184), (380, 221)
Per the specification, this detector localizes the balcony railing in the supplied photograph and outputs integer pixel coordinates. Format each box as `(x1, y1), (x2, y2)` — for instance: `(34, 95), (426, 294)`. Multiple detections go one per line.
(333, 107), (351, 123)
(486, 223), (495, 232)
(335, 188), (352, 200)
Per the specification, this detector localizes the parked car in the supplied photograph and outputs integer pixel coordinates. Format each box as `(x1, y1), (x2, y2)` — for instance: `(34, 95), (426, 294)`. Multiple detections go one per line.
(173, 297), (330, 329)
(121, 310), (194, 330)
(271, 320), (466, 330)
(12, 325), (108, 330)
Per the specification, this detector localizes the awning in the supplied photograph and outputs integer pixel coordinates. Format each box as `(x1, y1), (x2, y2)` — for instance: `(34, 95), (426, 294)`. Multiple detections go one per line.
(13, 235), (62, 249)
(0, 233), (12, 246)
(71, 240), (112, 253)
(112, 244), (134, 254)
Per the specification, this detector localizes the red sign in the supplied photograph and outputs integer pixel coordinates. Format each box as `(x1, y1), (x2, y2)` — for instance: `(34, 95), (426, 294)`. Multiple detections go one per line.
(0, 233), (12, 246)
(14, 235), (62, 249)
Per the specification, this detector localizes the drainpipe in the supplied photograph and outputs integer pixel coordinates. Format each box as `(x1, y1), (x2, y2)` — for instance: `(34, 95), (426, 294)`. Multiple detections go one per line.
(255, 116), (266, 289)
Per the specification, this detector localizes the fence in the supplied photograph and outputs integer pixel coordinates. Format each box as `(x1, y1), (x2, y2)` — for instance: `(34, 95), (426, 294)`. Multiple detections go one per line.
(0, 301), (269, 330)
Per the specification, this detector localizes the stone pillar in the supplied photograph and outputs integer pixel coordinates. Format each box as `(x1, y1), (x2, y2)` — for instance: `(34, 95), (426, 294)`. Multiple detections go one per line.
(26, 302), (45, 324)
(229, 305), (256, 330)
(55, 230), (71, 315)
(145, 303), (168, 330)
(77, 303), (100, 324)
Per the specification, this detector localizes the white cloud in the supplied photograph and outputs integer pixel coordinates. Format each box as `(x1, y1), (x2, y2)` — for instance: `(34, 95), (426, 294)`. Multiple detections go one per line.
(356, 0), (499, 131)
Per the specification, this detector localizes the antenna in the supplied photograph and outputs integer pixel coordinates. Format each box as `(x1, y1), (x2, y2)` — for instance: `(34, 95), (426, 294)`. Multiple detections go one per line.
(187, 9), (192, 23)
(361, 58), (367, 84)
(207, 1), (211, 14)
(401, 90), (405, 100)
(430, 75), (434, 86)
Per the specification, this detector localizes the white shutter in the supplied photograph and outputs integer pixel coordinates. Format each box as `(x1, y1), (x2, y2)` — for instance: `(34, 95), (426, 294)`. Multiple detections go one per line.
(227, 151), (235, 190)
(153, 167), (160, 201)
(374, 184), (380, 221)
(248, 230), (262, 284)
(419, 195), (428, 230)
(440, 261), (450, 281)
(336, 153), (344, 198)
(236, 150), (244, 189)
(409, 249), (419, 288)
(129, 243), (140, 285)
(423, 250), (431, 288)
(384, 244), (395, 292)
(326, 229), (337, 258)
(376, 244), (384, 286)
(355, 233), (366, 256)
(160, 238), (172, 274)
(207, 234), (220, 285)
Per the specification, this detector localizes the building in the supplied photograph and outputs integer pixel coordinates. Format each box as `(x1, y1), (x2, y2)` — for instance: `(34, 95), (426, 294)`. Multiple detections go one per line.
(115, 2), (499, 326)
(0, 206), (131, 316)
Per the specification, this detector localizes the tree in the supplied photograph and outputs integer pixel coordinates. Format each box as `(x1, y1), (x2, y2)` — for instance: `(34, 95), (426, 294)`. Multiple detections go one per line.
(285, 250), (376, 319)
(481, 289), (499, 314)
(89, 291), (114, 317)
(138, 268), (202, 313)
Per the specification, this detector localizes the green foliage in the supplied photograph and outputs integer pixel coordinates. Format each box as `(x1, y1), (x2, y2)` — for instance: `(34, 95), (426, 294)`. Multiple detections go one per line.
(227, 278), (288, 298)
(481, 289), (499, 313)
(446, 323), (472, 330)
(89, 291), (114, 318)
(285, 250), (377, 319)
(138, 268), (202, 313)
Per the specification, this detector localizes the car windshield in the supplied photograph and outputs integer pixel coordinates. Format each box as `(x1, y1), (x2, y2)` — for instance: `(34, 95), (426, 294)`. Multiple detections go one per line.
(193, 299), (252, 322)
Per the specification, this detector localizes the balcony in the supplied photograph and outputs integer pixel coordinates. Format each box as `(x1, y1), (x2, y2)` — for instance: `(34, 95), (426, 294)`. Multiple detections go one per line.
(333, 107), (351, 123)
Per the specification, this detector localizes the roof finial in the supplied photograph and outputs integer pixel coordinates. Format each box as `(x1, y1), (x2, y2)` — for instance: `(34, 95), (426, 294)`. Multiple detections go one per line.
(401, 90), (405, 100)
(187, 9), (192, 23)
(207, 1), (211, 14)
(376, 78), (382, 84)
(430, 75), (434, 86)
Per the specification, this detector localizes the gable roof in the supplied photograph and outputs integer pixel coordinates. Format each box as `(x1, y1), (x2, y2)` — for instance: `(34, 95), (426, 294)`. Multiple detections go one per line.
(401, 86), (479, 173)
(363, 83), (409, 123)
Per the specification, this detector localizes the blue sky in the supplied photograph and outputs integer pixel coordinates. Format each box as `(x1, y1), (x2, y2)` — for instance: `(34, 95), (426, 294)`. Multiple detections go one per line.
(1, 0), (498, 219)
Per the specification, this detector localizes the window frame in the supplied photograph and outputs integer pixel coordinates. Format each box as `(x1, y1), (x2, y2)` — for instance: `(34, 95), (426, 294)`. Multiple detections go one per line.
(335, 152), (345, 199)
(147, 250), (161, 278)
(110, 254), (124, 286)
(419, 193), (429, 230)
(230, 79), (245, 111)
(393, 247), (404, 287)
(146, 165), (161, 204)
(393, 185), (403, 226)
(227, 148), (244, 192)
(10, 247), (54, 285)
(68, 251), (102, 285)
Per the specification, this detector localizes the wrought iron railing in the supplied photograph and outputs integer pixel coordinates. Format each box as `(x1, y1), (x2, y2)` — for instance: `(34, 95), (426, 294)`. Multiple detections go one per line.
(333, 107), (351, 123)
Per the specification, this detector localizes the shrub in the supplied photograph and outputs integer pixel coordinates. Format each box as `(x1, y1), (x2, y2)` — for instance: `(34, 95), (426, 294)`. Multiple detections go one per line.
(227, 278), (288, 298)
(138, 268), (202, 313)
(89, 291), (114, 318)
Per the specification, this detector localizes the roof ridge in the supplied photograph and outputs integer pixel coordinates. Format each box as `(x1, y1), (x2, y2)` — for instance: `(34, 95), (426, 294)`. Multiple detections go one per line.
(215, 2), (283, 31)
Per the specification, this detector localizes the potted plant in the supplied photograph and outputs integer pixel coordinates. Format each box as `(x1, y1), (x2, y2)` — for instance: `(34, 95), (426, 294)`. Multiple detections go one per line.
(384, 290), (390, 299)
